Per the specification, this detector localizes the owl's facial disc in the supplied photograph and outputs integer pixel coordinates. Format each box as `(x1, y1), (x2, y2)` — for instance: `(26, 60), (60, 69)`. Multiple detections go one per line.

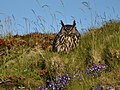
(64, 25), (73, 32)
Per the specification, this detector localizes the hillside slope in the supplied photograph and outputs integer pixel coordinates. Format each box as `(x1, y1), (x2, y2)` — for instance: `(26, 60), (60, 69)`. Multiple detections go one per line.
(0, 20), (120, 90)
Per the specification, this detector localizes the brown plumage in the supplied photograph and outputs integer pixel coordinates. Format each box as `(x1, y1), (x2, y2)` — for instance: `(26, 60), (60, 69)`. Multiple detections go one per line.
(52, 20), (81, 53)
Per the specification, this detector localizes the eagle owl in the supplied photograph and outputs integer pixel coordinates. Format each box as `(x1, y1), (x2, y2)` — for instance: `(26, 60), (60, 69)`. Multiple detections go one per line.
(52, 20), (81, 53)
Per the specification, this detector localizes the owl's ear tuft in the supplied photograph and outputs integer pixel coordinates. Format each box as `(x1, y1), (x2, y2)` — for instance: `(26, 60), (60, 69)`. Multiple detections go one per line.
(73, 20), (76, 27)
(61, 20), (64, 27)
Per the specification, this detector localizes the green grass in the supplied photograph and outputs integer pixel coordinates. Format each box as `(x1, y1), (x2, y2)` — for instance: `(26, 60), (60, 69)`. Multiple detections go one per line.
(0, 20), (120, 90)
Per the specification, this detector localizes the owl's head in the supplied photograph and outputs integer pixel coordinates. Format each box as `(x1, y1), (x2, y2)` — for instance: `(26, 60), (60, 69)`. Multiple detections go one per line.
(60, 20), (77, 34)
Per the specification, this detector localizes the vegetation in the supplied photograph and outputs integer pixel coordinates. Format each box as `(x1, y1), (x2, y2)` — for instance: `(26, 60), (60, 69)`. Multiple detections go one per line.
(0, 20), (120, 90)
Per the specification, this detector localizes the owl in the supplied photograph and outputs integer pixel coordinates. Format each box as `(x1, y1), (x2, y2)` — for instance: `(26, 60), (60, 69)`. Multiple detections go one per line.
(52, 20), (81, 53)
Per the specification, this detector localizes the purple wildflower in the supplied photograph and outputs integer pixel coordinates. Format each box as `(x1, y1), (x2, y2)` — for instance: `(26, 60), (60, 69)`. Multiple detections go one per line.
(96, 67), (101, 72)
(57, 76), (61, 80)
(85, 63), (106, 77)
(107, 85), (115, 90)
(99, 64), (105, 68)
(47, 84), (52, 88)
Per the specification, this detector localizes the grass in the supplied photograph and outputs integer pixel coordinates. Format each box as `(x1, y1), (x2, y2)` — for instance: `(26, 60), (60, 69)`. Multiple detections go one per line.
(0, 20), (120, 90)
